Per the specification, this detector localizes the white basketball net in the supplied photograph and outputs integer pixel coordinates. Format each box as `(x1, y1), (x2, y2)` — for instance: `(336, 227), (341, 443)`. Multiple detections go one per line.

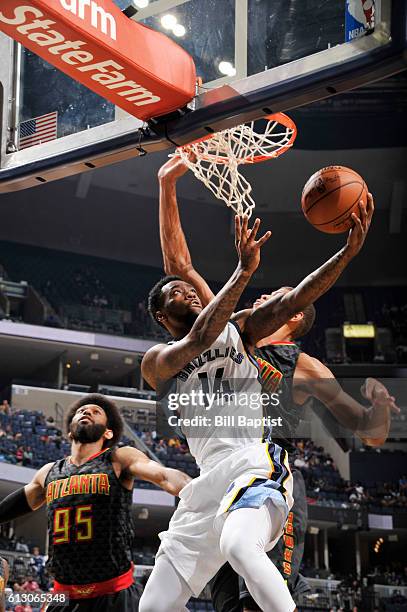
(175, 113), (297, 217)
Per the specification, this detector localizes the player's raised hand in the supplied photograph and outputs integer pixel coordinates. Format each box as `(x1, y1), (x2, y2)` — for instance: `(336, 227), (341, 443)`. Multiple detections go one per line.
(235, 215), (271, 275)
(361, 377), (400, 414)
(359, 376), (399, 446)
(346, 193), (374, 256)
(158, 155), (190, 182)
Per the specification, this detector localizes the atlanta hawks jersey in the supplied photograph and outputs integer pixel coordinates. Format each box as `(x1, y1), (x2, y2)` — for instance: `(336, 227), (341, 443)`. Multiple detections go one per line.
(44, 447), (134, 585)
(165, 321), (265, 472)
(255, 342), (303, 452)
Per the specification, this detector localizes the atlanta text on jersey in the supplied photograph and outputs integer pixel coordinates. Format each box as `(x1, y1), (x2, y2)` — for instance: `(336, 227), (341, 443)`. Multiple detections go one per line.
(46, 473), (110, 503)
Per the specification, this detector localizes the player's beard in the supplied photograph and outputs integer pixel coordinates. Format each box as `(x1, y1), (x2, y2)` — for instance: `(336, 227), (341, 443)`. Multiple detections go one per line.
(185, 309), (199, 326)
(70, 422), (107, 444)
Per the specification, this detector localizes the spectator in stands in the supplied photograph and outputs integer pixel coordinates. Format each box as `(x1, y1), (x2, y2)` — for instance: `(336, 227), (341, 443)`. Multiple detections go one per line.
(15, 537), (29, 554)
(0, 401), (10, 416)
(155, 439), (168, 460)
(53, 430), (63, 450)
(13, 580), (24, 594)
(389, 590), (407, 604)
(22, 447), (33, 467)
(45, 416), (55, 428)
(14, 604), (33, 612)
(293, 455), (308, 470)
(30, 547), (46, 583)
(167, 437), (181, 449)
(382, 483), (398, 507)
(15, 447), (24, 465)
(399, 474), (407, 493)
(21, 575), (40, 594)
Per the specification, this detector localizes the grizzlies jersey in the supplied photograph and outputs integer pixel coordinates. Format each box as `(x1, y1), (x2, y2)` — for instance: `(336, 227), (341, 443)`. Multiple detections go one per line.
(255, 342), (302, 453)
(165, 321), (263, 472)
(45, 447), (134, 585)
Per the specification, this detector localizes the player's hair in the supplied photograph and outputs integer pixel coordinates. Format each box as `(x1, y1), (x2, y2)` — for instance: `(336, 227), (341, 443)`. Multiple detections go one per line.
(148, 275), (182, 327)
(281, 286), (316, 339)
(292, 303), (316, 338)
(66, 393), (124, 448)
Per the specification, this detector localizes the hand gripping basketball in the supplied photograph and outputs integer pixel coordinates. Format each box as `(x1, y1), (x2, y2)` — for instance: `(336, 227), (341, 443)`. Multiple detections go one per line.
(346, 193), (374, 257)
(235, 215), (271, 275)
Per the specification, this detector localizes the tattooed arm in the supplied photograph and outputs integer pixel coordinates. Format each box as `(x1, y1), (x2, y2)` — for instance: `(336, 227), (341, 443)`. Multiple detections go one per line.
(294, 353), (399, 446)
(239, 195), (374, 348)
(142, 216), (271, 389)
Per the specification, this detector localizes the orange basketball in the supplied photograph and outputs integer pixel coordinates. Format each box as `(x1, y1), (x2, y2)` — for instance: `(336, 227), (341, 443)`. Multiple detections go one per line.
(301, 166), (368, 234)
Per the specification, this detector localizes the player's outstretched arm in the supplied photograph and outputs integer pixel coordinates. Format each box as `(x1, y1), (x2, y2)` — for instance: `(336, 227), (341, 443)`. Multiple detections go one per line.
(295, 353), (398, 446)
(158, 156), (215, 307)
(142, 216), (271, 388)
(0, 461), (53, 524)
(116, 447), (191, 495)
(241, 195), (374, 347)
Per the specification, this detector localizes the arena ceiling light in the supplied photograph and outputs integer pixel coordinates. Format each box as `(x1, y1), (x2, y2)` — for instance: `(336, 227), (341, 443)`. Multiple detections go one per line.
(161, 14), (177, 30)
(173, 24), (186, 37)
(134, 0), (149, 7)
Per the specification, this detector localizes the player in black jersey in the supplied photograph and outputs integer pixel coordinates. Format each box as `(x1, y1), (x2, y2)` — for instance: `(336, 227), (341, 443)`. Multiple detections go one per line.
(210, 292), (395, 612)
(156, 157), (397, 611)
(0, 393), (190, 611)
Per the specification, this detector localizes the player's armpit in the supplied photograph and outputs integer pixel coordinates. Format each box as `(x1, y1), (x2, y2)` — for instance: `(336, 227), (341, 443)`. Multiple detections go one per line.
(231, 309), (252, 328)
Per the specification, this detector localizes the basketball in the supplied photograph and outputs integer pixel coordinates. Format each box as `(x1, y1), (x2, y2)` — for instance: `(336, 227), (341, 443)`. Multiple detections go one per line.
(301, 166), (368, 234)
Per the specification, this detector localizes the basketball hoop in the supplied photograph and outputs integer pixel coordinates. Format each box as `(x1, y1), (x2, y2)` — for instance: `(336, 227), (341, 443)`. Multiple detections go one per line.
(175, 113), (297, 217)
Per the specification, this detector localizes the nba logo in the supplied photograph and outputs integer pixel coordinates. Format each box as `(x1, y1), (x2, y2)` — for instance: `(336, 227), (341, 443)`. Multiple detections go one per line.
(345, 0), (375, 42)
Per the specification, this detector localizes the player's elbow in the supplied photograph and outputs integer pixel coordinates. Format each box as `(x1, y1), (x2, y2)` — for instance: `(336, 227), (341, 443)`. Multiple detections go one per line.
(163, 257), (189, 278)
(184, 320), (214, 352)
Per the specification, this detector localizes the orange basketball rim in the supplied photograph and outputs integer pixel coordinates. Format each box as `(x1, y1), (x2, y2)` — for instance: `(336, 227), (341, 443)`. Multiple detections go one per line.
(0, 0), (196, 121)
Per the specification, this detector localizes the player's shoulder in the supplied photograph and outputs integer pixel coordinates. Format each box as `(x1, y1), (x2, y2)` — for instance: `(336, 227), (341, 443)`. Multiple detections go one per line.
(112, 445), (145, 469)
(143, 343), (168, 359)
(34, 461), (56, 486)
(296, 352), (333, 376)
(38, 460), (57, 474)
(113, 444), (146, 460)
(141, 343), (168, 377)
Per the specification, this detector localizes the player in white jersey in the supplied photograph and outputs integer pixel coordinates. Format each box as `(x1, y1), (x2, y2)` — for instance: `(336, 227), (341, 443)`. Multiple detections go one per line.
(169, 320), (272, 472)
(140, 202), (372, 611)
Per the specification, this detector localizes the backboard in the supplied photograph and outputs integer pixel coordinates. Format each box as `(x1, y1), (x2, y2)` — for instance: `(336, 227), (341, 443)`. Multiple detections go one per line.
(0, 0), (406, 192)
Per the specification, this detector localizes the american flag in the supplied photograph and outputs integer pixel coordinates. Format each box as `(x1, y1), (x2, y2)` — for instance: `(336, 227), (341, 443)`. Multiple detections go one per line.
(19, 111), (58, 150)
